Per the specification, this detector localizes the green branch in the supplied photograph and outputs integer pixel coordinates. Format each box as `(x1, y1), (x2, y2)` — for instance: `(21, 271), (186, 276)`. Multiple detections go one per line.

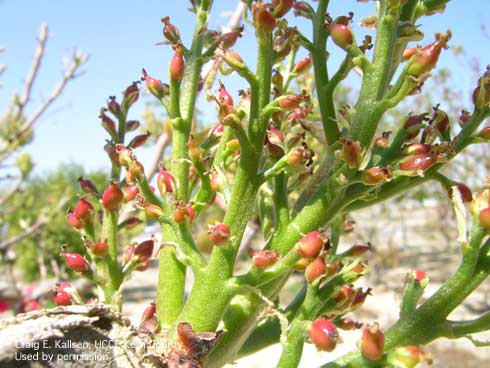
(273, 174), (290, 233)
(350, 1), (401, 149)
(156, 1), (213, 329)
(157, 240), (186, 326)
(312, 0), (340, 144)
(323, 233), (490, 367)
(101, 209), (123, 308)
(442, 312), (490, 339)
(174, 27), (274, 333)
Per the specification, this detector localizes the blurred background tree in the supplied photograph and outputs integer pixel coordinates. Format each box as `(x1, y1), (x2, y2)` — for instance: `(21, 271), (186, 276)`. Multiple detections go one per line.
(0, 24), (88, 312)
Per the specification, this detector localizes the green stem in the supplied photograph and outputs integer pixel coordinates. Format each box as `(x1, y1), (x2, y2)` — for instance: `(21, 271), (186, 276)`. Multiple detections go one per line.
(278, 270), (359, 367)
(101, 210), (122, 308)
(282, 47), (297, 92)
(110, 112), (128, 181)
(350, 2), (400, 148)
(455, 107), (490, 151)
(116, 113), (127, 145)
(137, 174), (164, 207)
(323, 238), (490, 367)
(238, 284), (308, 359)
(312, 0), (340, 144)
(156, 1), (212, 330)
(276, 320), (307, 368)
(238, 316), (283, 358)
(175, 31), (274, 333)
(171, 121), (191, 201)
(273, 173), (347, 254)
(442, 312), (490, 338)
(327, 56), (353, 92)
(157, 239), (186, 326)
(399, 276), (425, 319)
(386, 0), (419, 82)
(213, 127), (233, 169)
(273, 174), (290, 233)
(292, 144), (340, 215)
(417, 0), (450, 16)
(371, 2), (400, 99)
(242, 247), (300, 287)
(231, 123), (251, 152)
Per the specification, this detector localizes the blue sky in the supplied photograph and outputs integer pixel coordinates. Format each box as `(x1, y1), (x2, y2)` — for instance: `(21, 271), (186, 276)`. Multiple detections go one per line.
(0, 0), (489, 176)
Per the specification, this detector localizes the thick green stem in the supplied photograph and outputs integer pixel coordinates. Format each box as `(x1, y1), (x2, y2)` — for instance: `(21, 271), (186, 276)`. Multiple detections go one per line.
(386, 0), (419, 82)
(442, 312), (490, 338)
(238, 316), (282, 358)
(208, 183), (349, 365)
(170, 122), (191, 201)
(350, 2), (400, 148)
(273, 174), (290, 233)
(312, 0), (340, 144)
(276, 320), (307, 368)
(207, 293), (264, 368)
(273, 174), (347, 254)
(237, 285), (307, 359)
(110, 112), (128, 181)
(175, 31), (274, 333)
(101, 210), (122, 308)
(278, 271), (359, 367)
(370, 3), (399, 99)
(156, 1), (212, 330)
(157, 240), (186, 326)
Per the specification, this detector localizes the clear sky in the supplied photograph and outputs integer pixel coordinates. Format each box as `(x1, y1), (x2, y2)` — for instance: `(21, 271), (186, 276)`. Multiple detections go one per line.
(1, 0), (489, 176)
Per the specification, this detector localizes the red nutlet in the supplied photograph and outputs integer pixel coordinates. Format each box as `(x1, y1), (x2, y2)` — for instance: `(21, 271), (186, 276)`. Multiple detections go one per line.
(297, 231), (325, 259)
(102, 181), (124, 211)
(78, 177), (99, 196)
(251, 250), (279, 268)
(54, 290), (72, 306)
(252, 1), (277, 34)
(305, 257), (326, 283)
(141, 302), (156, 323)
(157, 168), (175, 194)
(170, 43), (185, 82)
(162, 16), (180, 44)
(329, 23), (354, 50)
(142, 68), (168, 99)
(134, 239), (154, 262)
(208, 223), (230, 245)
(73, 198), (93, 224)
(399, 153), (434, 173)
(62, 252), (89, 273)
(68, 211), (84, 230)
(309, 318), (340, 352)
(360, 324), (385, 361)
